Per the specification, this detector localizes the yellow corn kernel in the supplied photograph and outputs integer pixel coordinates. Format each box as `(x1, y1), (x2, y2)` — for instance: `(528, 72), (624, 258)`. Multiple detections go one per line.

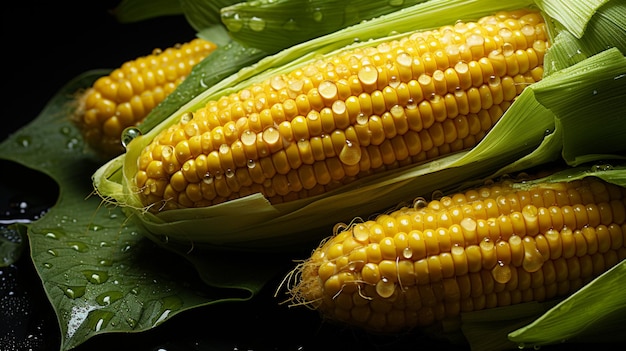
(135, 10), (549, 212)
(286, 176), (626, 333)
(73, 38), (217, 158)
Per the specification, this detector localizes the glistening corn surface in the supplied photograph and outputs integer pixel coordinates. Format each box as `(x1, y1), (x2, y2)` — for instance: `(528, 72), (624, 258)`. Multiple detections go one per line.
(73, 38), (217, 158)
(134, 9), (548, 211)
(288, 176), (626, 333)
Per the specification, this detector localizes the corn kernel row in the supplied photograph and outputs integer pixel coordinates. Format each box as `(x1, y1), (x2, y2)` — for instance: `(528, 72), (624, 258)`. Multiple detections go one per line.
(73, 38), (217, 158)
(135, 10), (549, 211)
(288, 177), (626, 332)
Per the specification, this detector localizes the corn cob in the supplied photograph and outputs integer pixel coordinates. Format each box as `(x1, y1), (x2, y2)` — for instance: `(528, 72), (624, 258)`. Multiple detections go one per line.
(134, 9), (549, 211)
(73, 38), (217, 158)
(285, 176), (626, 333)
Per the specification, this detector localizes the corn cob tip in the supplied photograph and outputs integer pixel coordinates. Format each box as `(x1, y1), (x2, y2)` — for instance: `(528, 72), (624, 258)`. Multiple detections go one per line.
(283, 175), (626, 333)
(71, 38), (217, 159)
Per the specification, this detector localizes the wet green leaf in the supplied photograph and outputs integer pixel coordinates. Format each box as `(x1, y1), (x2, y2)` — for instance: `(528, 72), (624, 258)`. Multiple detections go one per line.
(0, 225), (27, 267)
(0, 71), (285, 351)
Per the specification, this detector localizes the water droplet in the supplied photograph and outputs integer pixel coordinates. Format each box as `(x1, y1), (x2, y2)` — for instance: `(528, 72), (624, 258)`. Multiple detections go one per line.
(89, 224), (103, 231)
(389, 75), (400, 88)
(283, 18), (298, 31)
(402, 247), (413, 259)
(413, 197), (427, 208)
(491, 262), (512, 283)
(248, 16), (266, 31)
(222, 11), (243, 32)
(202, 172), (213, 184)
(270, 75), (286, 91)
(358, 65), (378, 86)
(99, 258), (113, 267)
(339, 140), (362, 165)
(488, 75), (501, 86)
(406, 98), (417, 109)
(350, 225), (369, 245)
(375, 277), (395, 298)
(319, 80), (338, 100)
(66, 137), (80, 150)
(247, 159), (256, 169)
(96, 291), (124, 306)
(590, 163), (613, 172)
(44, 229), (64, 240)
(429, 93), (441, 103)
(16, 135), (31, 147)
(60, 126), (72, 135)
(502, 42), (514, 56)
(62, 285), (86, 299)
(153, 295), (183, 326)
(68, 241), (89, 252)
(262, 126), (280, 145)
(43, 262), (53, 269)
(47, 249), (57, 256)
(241, 129), (256, 146)
(356, 113), (368, 125)
(83, 270), (109, 284)
(466, 33), (485, 48)
(121, 127), (142, 148)
(312, 11), (323, 22)
(396, 52), (412, 67)
(126, 317), (138, 328)
(89, 310), (115, 332)
(522, 237), (544, 272)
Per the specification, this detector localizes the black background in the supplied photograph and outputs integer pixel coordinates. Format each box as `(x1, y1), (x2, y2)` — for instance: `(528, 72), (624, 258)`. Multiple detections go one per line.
(4, 1), (196, 141)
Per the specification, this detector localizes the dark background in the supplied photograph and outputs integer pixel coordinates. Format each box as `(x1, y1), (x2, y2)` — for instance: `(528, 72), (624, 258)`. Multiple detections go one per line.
(4, 1), (196, 141)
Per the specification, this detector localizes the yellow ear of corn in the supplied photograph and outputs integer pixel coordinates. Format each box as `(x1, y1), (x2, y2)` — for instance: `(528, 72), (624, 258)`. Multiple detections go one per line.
(285, 176), (626, 333)
(72, 38), (217, 158)
(133, 9), (549, 212)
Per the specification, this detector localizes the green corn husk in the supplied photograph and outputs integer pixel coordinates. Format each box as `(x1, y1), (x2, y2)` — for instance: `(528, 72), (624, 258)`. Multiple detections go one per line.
(93, 0), (626, 251)
(220, 0), (432, 53)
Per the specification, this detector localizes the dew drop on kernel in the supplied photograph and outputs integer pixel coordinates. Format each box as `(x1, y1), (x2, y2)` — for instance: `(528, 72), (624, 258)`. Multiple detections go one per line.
(358, 65), (378, 86)
(491, 262), (512, 283)
(375, 277), (395, 298)
(352, 223), (370, 242)
(241, 129), (257, 146)
(488, 75), (501, 86)
(262, 126), (280, 145)
(202, 172), (213, 184)
(180, 112), (193, 124)
(339, 140), (361, 165)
